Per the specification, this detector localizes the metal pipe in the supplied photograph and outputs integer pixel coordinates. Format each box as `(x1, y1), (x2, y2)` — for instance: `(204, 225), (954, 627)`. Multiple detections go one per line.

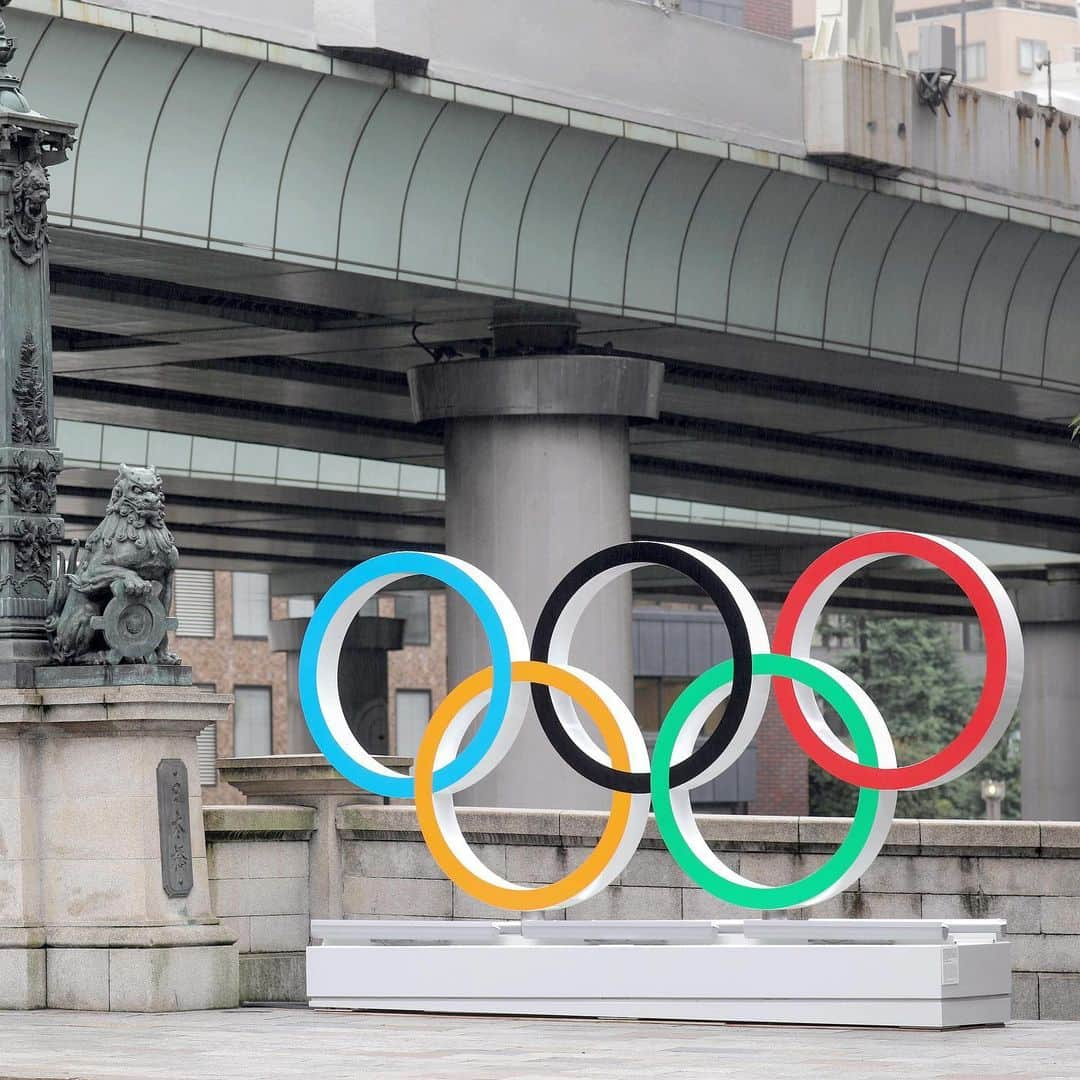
(960, 0), (967, 81)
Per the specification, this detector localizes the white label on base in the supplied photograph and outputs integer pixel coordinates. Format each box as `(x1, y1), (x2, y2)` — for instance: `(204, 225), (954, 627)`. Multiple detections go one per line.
(941, 943), (960, 986)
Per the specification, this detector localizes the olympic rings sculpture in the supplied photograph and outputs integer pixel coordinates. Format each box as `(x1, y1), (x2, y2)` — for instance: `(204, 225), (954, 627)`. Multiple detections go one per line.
(299, 532), (1023, 912)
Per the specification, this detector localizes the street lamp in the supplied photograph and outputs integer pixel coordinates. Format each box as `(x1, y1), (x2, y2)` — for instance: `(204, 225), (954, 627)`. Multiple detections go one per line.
(981, 778), (1005, 820)
(0, 0), (76, 686)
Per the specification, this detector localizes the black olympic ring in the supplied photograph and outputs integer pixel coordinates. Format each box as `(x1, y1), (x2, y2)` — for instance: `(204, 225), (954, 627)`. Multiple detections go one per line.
(531, 541), (761, 794)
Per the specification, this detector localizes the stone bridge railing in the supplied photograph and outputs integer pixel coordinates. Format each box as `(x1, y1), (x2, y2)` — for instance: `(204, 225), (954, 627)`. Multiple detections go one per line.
(204, 789), (1080, 1019)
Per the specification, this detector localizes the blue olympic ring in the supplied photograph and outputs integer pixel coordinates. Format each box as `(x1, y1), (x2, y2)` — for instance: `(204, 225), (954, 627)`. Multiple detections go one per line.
(299, 551), (517, 798)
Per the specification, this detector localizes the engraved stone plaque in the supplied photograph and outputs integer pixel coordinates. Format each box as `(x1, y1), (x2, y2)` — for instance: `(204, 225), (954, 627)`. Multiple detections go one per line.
(156, 758), (194, 898)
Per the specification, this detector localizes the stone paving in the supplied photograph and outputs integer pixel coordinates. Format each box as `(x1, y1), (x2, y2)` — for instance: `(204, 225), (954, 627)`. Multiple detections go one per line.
(1, 1010), (1080, 1080)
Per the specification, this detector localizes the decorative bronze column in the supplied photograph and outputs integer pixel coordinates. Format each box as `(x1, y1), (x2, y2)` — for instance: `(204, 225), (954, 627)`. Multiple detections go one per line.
(0, 1), (75, 686)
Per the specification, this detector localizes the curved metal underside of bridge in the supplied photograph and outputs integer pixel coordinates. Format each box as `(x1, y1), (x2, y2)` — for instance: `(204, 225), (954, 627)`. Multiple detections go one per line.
(56, 468), (1041, 618)
(9, 10), (1080, 581)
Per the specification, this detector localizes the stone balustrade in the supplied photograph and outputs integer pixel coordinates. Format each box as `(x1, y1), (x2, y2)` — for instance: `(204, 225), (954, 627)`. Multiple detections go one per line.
(203, 800), (1080, 1019)
(204, 805), (316, 1004)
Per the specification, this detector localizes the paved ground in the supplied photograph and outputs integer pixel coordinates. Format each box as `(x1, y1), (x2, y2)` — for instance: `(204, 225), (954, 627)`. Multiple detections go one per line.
(1, 1009), (1079, 1080)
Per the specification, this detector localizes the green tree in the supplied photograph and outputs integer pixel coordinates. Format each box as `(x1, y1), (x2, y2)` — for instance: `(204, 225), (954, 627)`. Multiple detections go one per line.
(808, 616), (1021, 819)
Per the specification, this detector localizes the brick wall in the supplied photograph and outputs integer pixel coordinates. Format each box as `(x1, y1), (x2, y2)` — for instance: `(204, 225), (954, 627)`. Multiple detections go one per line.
(177, 577), (448, 800)
(744, 0), (792, 38)
(181, 582), (856, 818)
(386, 593), (812, 814)
(750, 603), (810, 816)
(184, 582), (810, 814)
(178, 571), (289, 804)
(385, 591), (448, 752)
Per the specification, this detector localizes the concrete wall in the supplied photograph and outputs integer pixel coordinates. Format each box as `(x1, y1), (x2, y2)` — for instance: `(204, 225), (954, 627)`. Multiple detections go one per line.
(68, 0), (317, 49)
(804, 55), (1080, 220)
(315, 0), (806, 152)
(95, 0), (804, 148)
(36, 0), (805, 153)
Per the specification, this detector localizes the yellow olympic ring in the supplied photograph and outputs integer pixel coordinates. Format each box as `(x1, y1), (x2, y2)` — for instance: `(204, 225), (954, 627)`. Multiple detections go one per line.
(414, 660), (641, 911)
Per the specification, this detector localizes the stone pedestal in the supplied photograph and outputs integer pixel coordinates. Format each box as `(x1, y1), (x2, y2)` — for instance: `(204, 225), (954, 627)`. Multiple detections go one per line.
(408, 342), (664, 810)
(218, 754), (410, 923)
(0, 691), (45, 1007)
(0, 684), (239, 1010)
(269, 616), (403, 755)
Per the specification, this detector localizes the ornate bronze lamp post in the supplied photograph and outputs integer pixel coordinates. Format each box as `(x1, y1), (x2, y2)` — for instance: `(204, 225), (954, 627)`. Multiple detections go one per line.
(0, 0), (76, 686)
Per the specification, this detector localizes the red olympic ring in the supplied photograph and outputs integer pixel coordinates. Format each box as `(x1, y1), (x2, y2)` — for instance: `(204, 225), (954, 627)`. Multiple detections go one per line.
(773, 531), (1023, 791)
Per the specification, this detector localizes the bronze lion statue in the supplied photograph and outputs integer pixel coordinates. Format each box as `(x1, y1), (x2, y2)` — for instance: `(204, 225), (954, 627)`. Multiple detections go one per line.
(46, 464), (181, 665)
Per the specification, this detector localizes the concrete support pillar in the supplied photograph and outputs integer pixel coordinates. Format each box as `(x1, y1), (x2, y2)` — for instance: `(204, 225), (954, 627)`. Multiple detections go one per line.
(1016, 570), (1080, 820)
(409, 334), (663, 810)
(270, 615), (403, 755)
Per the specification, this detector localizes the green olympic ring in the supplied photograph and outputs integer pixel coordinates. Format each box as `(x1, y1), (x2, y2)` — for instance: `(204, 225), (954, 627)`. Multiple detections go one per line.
(652, 653), (897, 910)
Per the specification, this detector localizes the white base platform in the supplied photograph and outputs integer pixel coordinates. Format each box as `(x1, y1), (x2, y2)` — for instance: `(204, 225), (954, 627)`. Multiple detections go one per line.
(307, 919), (1011, 1029)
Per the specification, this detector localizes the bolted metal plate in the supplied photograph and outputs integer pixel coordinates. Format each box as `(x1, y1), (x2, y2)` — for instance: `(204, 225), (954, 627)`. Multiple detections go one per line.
(156, 758), (193, 899)
(92, 588), (173, 661)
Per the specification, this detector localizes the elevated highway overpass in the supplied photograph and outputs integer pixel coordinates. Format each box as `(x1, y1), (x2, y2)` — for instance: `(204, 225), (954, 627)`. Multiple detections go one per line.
(13, 1), (1077, 559)
(8, 0), (1080, 812)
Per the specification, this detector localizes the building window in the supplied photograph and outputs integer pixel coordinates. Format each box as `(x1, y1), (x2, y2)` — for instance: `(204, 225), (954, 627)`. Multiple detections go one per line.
(195, 683), (218, 786)
(634, 676), (727, 735)
(196, 724), (218, 785)
(633, 677), (687, 733)
(287, 595), (315, 619)
(963, 621), (985, 653)
(174, 569), (215, 637)
(395, 592), (430, 646)
(634, 678), (662, 733)
(232, 572), (269, 637)
(907, 49), (920, 71)
(395, 689), (431, 757)
(234, 686), (272, 757)
(679, 0), (744, 27)
(962, 42), (987, 81)
(1019, 39), (1048, 74)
